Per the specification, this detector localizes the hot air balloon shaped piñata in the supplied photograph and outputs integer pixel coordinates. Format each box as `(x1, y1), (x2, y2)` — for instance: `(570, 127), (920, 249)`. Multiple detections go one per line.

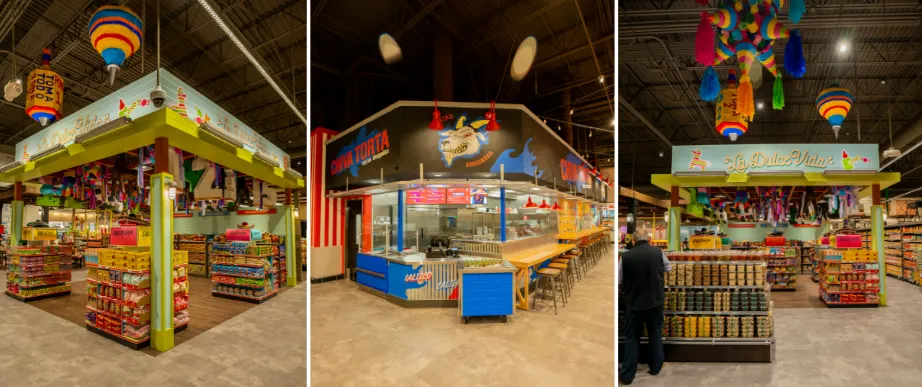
(695, 0), (805, 120)
(715, 69), (748, 141)
(25, 48), (64, 126)
(816, 85), (853, 139)
(88, 5), (143, 85)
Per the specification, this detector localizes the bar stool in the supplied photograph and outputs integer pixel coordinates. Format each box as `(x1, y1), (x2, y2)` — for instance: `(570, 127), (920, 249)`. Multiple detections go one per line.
(533, 268), (565, 314)
(549, 259), (573, 296)
(557, 254), (581, 282)
(554, 254), (582, 287)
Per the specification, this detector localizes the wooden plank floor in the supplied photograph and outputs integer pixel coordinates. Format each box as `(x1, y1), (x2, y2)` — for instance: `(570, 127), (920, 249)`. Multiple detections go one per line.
(770, 274), (825, 309)
(27, 273), (295, 357)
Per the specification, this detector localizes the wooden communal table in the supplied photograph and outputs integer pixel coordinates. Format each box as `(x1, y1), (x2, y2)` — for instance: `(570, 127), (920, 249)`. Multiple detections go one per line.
(557, 226), (610, 243)
(504, 243), (577, 311)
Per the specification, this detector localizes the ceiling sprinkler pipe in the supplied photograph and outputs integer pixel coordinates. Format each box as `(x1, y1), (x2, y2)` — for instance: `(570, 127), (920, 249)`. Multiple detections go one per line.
(196, 0), (306, 125)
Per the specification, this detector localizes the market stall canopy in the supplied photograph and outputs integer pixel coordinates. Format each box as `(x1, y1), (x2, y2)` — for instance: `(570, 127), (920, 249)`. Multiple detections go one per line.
(323, 101), (610, 202)
(0, 70), (303, 190)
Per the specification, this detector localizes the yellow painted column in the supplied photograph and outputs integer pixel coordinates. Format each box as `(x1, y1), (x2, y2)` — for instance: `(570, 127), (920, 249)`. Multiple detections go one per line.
(151, 172), (175, 351)
(285, 204), (297, 287)
(668, 207), (681, 251)
(871, 204), (886, 306)
(11, 200), (23, 247)
(11, 181), (23, 247)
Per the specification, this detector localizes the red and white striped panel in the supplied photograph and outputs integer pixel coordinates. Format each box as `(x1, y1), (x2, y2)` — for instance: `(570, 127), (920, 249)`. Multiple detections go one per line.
(310, 128), (345, 279)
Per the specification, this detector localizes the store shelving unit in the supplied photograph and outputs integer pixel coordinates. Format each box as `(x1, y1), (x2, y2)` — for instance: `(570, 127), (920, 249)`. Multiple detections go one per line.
(618, 255), (774, 363)
(175, 235), (209, 277)
(764, 247), (797, 291)
(257, 238), (287, 289)
(5, 245), (73, 302)
(900, 225), (922, 284)
(885, 225), (903, 279)
(85, 248), (190, 349)
(800, 245), (814, 274)
(817, 249), (880, 308)
(210, 242), (278, 304)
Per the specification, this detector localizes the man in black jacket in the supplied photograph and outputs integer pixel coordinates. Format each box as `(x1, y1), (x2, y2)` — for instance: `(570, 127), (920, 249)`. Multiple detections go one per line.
(618, 230), (672, 385)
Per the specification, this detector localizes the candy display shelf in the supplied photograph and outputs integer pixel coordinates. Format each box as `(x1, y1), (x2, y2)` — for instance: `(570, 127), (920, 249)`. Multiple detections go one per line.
(210, 242), (279, 304)
(5, 245), (74, 302)
(618, 251), (774, 363)
(85, 248), (190, 349)
(817, 249), (880, 308)
(764, 247), (797, 291)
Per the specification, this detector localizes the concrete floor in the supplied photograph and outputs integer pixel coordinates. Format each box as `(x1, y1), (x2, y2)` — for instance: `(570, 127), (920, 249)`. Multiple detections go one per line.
(310, 256), (617, 387)
(0, 271), (307, 386)
(623, 275), (922, 386)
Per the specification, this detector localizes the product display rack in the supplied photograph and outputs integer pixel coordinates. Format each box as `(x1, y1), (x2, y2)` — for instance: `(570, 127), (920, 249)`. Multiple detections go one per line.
(764, 247), (797, 291)
(885, 225), (903, 279)
(5, 242), (74, 302)
(800, 245), (815, 274)
(817, 248), (880, 308)
(85, 248), (190, 349)
(210, 242), (278, 304)
(257, 240), (287, 289)
(175, 234), (209, 277)
(618, 251), (775, 363)
(900, 225), (922, 284)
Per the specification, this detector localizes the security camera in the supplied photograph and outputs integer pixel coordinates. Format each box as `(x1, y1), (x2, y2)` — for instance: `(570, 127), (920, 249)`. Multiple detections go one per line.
(150, 86), (166, 108)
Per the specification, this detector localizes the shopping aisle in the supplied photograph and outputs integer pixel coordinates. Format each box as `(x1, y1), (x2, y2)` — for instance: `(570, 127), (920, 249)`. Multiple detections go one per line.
(623, 277), (922, 386)
(770, 274), (825, 309)
(311, 256), (616, 387)
(0, 281), (307, 386)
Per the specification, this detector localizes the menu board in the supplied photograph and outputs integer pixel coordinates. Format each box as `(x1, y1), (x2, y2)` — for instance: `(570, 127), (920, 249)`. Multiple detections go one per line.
(406, 189), (446, 204)
(446, 188), (470, 204)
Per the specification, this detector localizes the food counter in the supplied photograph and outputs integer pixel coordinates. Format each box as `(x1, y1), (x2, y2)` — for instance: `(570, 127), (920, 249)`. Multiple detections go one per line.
(557, 226), (610, 242)
(355, 250), (518, 308)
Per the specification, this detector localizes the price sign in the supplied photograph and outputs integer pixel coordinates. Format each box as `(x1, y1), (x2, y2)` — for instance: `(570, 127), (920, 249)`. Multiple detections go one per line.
(111, 227), (137, 245)
(689, 235), (720, 250)
(137, 227), (152, 246)
(111, 226), (152, 246)
(226, 229), (252, 241)
(23, 227), (57, 241)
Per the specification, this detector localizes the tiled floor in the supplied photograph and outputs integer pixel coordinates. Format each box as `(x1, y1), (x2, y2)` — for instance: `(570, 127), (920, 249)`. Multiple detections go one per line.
(623, 274), (922, 386)
(0, 271), (307, 386)
(310, 254), (617, 387)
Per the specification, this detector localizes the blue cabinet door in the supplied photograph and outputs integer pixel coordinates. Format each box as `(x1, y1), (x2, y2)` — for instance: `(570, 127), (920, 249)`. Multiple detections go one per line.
(356, 253), (387, 275)
(357, 271), (387, 293)
(461, 272), (514, 317)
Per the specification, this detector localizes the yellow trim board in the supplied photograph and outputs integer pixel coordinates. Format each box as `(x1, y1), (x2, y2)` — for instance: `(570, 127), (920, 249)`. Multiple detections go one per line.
(0, 109), (303, 189)
(651, 173), (900, 198)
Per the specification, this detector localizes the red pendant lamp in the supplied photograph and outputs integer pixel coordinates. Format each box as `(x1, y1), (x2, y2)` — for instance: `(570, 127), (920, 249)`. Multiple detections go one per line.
(538, 199), (551, 209)
(523, 196), (538, 209)
(429, 99), (443, 130)
(485, 100), (501, 131)
(551, 201), (561, 211)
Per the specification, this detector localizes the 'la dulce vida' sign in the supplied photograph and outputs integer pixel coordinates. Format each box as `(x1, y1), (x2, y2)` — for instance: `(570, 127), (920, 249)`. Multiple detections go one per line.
(725, 149), (833, 173)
